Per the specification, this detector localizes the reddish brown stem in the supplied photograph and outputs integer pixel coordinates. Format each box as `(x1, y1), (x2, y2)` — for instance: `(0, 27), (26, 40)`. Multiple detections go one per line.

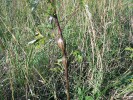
(54, 15), (70, 100)
(49, 0), (70, 99)
(52, 7), (70, 100)
(55, 17), (63, 37)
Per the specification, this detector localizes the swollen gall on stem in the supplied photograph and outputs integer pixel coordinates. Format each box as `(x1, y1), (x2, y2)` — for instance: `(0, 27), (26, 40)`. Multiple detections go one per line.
(57, 37), (65, 52)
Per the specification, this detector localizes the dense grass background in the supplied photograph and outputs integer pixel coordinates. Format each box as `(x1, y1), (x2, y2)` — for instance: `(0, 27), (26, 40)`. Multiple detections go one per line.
(0, 0), (133, 100)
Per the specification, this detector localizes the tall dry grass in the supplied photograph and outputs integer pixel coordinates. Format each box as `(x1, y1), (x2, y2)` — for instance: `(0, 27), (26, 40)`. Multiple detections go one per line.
(0, 0), (132, 99)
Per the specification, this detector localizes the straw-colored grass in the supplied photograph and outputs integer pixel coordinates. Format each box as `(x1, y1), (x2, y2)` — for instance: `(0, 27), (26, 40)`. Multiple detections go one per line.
(0, 0), (132, 99)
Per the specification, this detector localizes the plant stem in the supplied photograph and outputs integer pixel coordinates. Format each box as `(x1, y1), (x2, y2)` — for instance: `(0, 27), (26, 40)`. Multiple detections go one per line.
(54, 14), (70, 100)
(48, 0), (70, 99)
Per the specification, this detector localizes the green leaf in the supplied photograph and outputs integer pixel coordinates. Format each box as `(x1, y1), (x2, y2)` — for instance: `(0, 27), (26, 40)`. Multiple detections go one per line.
(73, 50), (83, 62)
(125, 47), (133, 51)
(78, 87), (82, 95)
(50, 67), (63, 73)
(85, 96), (94, 100)
(130, 54), (133, 58)
(73, 50), (80, 56)
(35, 38), (45, 49)
(77, 55), (83, 62)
